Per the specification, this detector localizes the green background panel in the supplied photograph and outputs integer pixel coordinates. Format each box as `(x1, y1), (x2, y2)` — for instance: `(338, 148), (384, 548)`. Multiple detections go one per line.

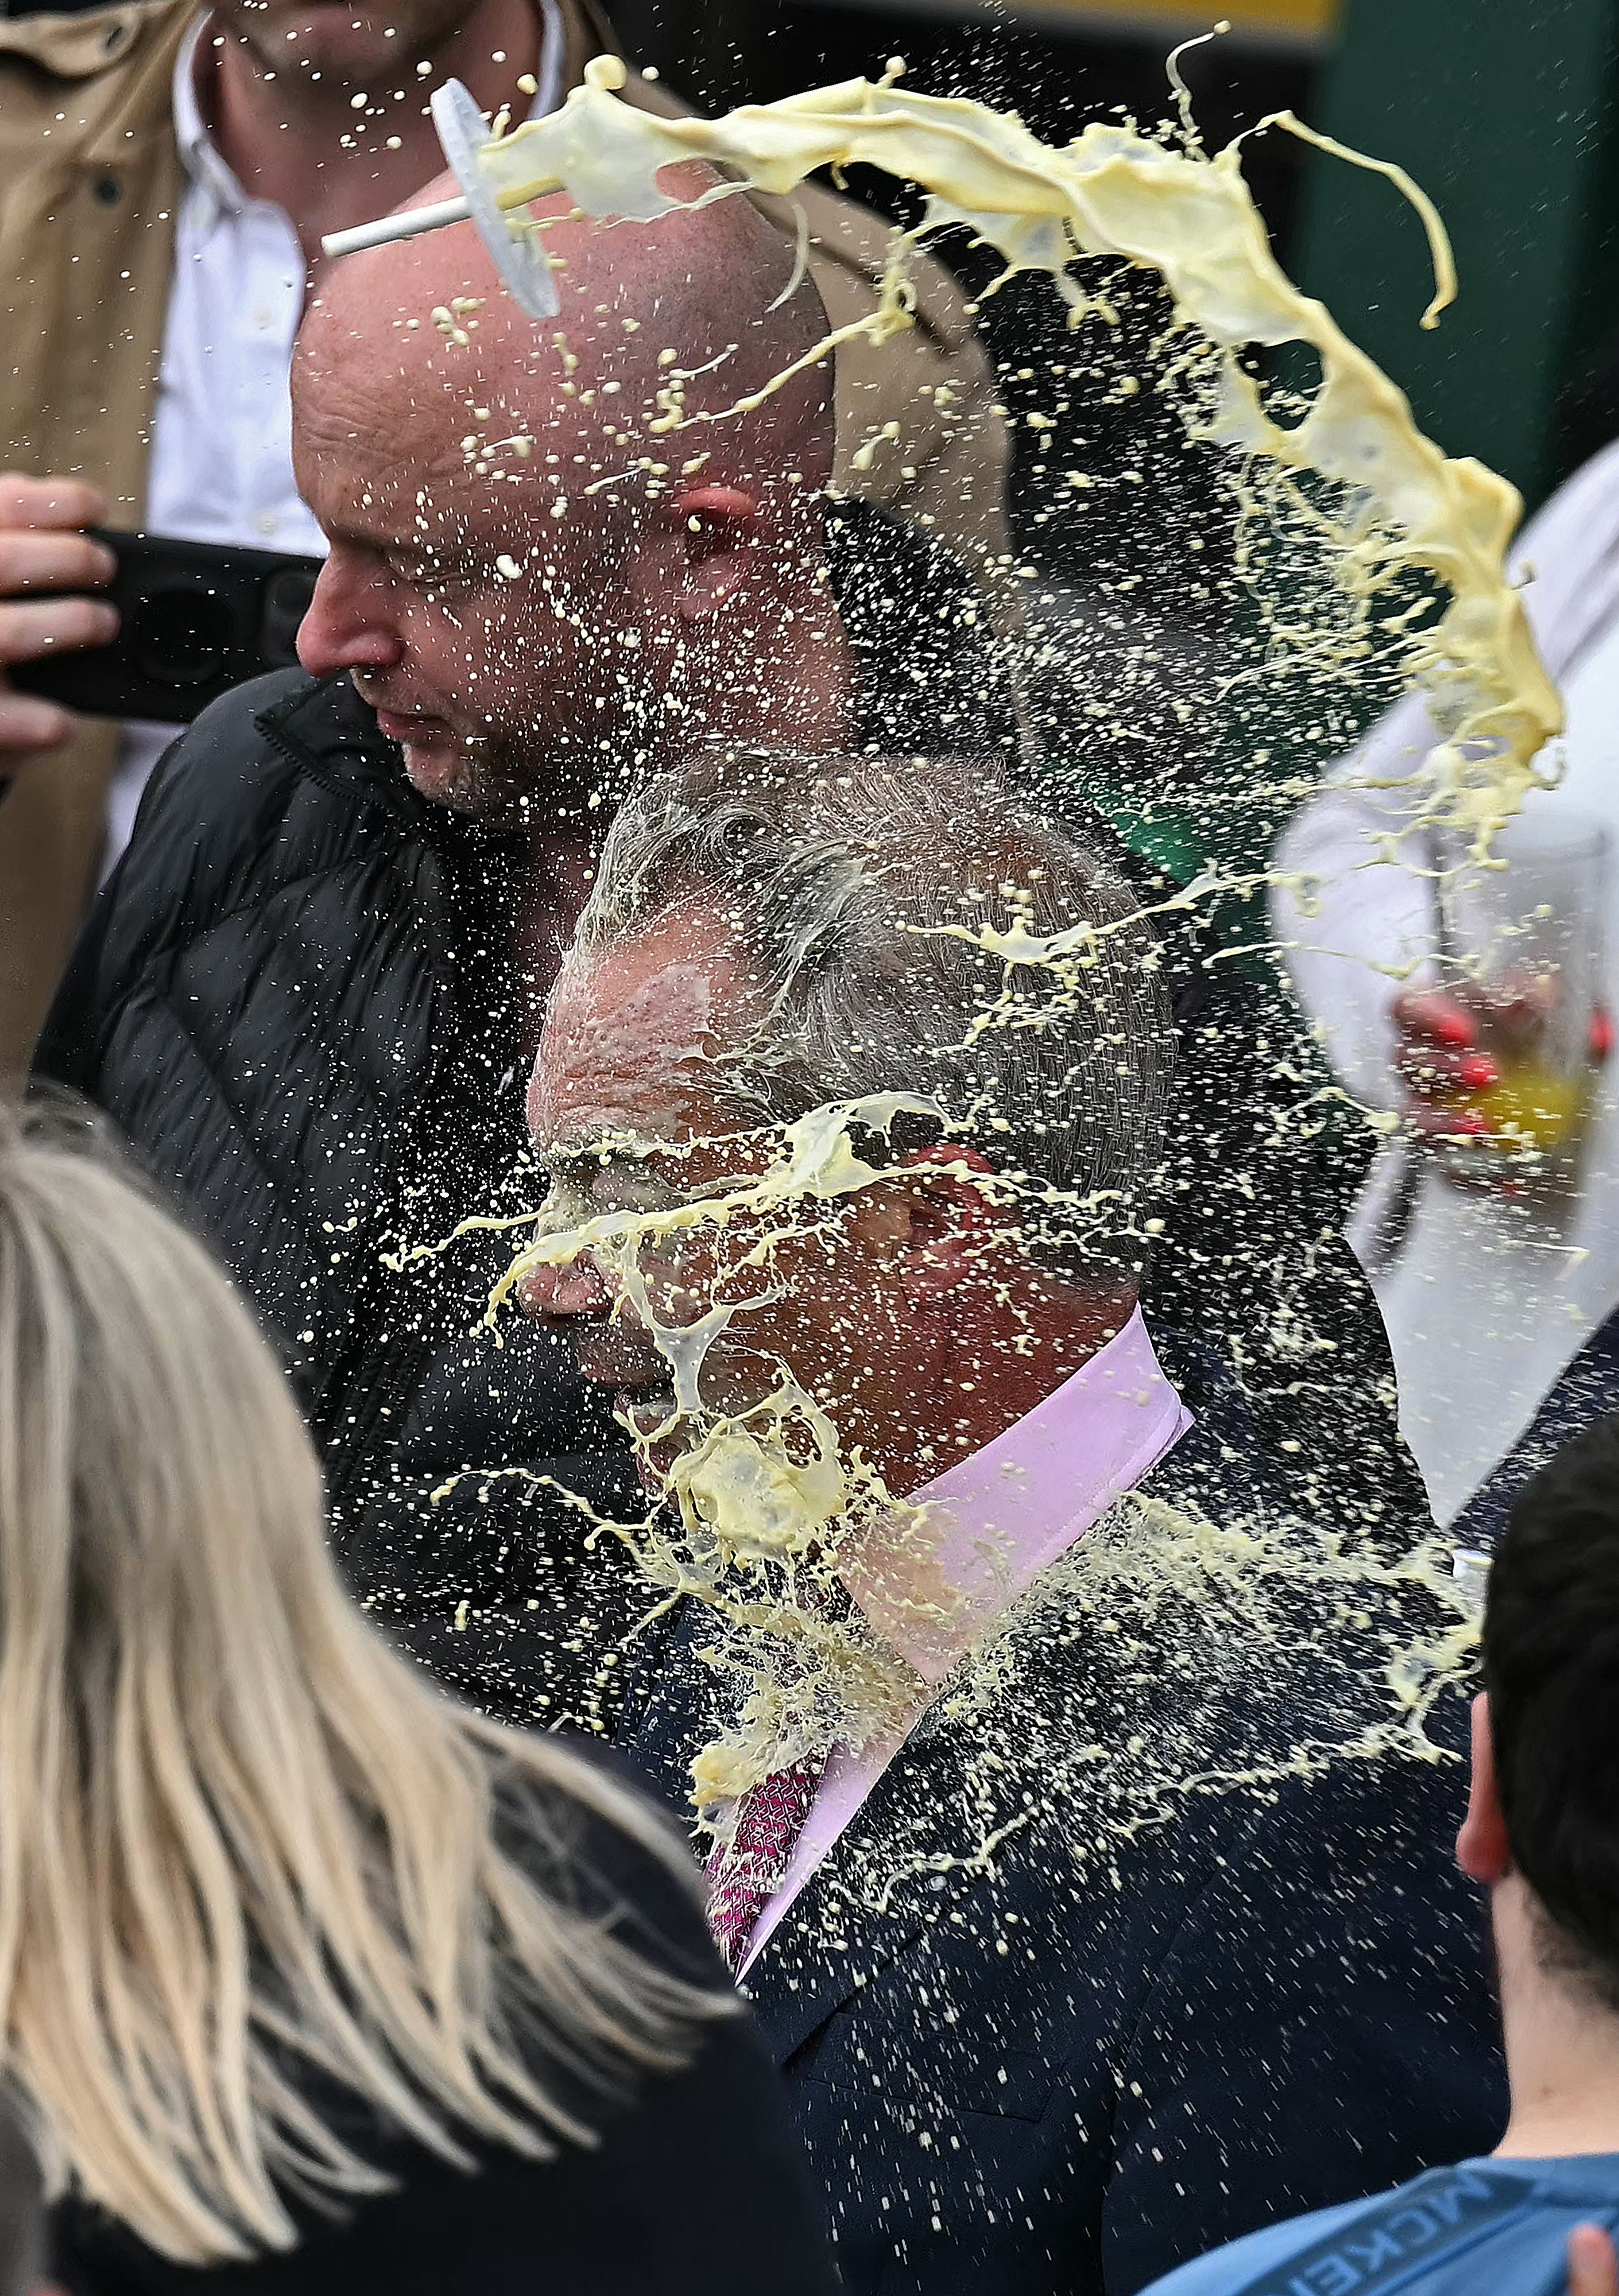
(1297, 0), (1619, 509)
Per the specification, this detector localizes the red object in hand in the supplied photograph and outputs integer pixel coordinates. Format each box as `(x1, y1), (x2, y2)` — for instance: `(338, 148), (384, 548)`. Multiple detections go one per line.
(1591, 1004), (1614, 1063)
(1457, 1053), (1502, 1092)
(1427, 1002), (1479, 1049)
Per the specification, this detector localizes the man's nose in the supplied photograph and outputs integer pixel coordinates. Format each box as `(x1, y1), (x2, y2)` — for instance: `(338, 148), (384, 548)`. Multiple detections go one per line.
(518, 1258), (612, 1321)
(296, 553), (405, 680)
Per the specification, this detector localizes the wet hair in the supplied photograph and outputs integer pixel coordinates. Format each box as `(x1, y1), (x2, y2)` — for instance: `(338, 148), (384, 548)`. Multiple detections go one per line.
(1484, 1411), (1619, 2011)
(574, 744), (1176, 1279)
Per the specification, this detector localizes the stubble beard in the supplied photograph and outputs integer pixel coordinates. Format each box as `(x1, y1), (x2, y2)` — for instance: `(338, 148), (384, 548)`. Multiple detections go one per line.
(405, 728), (520, 817)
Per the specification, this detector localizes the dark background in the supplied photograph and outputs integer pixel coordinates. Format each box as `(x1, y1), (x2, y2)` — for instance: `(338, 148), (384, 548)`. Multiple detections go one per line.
(604, 0), (1619, 513)
(610, 0), (1315, 250)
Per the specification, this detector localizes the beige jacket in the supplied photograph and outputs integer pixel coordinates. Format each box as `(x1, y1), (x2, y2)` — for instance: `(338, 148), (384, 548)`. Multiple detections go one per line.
(0, 0), (1009, 1077)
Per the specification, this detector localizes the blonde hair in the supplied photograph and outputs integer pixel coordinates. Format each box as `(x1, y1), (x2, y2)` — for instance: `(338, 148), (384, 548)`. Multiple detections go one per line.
(0, 1099), (725, 2263)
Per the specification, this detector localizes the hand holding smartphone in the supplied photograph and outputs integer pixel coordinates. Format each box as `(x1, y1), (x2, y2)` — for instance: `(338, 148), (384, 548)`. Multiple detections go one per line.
(10, 525), (322, 726)
(0, 474), (324, 757)
(0, 474), (121, 757)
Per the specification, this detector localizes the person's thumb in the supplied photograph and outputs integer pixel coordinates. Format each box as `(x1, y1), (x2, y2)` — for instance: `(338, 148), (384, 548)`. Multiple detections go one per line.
(1567, 2223), (1619, 2296)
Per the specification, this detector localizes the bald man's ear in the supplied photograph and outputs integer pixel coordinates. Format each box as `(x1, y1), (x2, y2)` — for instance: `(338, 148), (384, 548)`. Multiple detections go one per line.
(628, 486), (762, 625)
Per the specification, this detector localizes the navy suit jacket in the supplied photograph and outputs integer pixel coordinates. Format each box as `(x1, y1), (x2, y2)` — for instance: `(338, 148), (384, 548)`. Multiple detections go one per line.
(618, 1329), (1507, 2296)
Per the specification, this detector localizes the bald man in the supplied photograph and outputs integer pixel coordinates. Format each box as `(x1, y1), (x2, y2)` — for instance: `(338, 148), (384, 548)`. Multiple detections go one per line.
(0, 0), (1010, 1086)
(292, 168), (853, 823)
(34, 177), (1018, 1726)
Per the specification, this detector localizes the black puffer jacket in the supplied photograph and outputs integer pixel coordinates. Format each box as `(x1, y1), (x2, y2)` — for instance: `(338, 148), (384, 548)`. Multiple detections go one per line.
(38, 665), (645, 1724)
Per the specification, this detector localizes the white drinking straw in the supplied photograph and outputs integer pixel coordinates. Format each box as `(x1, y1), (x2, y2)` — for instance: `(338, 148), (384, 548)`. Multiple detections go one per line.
(320, 79), (560, 320)
(323, 195), (472, 261)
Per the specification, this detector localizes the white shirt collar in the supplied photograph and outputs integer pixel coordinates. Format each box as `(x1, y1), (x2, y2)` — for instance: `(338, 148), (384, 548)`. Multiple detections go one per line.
(172, 13), (243, 219)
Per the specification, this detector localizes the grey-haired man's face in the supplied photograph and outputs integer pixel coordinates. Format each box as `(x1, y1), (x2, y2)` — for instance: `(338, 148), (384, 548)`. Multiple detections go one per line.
(517, 909), (975, 1460)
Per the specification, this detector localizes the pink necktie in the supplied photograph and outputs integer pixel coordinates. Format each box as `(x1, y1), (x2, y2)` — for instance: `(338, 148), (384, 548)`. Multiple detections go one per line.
(707, 1748), (827, 1973)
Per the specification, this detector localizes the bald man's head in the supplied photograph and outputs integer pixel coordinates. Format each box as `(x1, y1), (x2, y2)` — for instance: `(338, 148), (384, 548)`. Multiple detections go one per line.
(293, 168), (842, 816)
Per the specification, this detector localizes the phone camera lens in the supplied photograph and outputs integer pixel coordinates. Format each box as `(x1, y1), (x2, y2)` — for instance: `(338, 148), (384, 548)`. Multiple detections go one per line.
(131, 583), (234, 689)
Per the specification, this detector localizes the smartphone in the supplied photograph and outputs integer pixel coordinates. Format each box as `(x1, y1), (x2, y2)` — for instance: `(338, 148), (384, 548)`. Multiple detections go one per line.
(11, 529), (325, 724)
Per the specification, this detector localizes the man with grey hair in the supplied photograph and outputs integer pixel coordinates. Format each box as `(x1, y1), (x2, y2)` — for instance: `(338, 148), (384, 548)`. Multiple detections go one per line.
(521, 746), (1503, 2296)
(555, 740), (1175, 1271)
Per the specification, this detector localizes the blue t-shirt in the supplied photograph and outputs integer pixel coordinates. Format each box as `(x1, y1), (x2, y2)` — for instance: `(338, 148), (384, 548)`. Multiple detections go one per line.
(1141, 2156), (1619, 2296)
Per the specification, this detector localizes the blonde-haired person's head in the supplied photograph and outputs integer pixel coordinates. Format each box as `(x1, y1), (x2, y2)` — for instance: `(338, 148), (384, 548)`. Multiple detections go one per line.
(0, 1096), (723, 2265)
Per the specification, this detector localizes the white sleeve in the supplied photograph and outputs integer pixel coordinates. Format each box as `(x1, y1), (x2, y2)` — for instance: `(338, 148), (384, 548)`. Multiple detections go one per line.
(1269, 437), (1619, 1111)
(1271, 696), (1439, 1111)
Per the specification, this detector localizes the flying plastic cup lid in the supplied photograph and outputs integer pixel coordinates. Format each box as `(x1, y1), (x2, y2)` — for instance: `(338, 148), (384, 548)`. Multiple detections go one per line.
(320, 77), (560, 321)
(1451, 1545), (1492, 1615)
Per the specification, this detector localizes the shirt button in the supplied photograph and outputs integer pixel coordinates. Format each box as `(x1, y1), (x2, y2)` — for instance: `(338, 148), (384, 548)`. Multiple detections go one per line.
(255, 512), (280, 537)
(252, 307), (272, 329)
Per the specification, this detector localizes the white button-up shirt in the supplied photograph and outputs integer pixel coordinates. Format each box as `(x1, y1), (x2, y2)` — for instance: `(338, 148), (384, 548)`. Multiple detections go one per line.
(103, 3), (565, 871)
